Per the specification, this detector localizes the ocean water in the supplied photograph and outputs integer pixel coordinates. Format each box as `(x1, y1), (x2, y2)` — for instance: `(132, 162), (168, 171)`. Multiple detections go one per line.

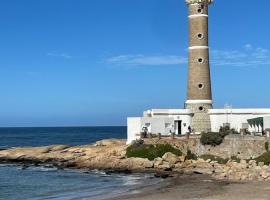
(0, 126), (127, 148)
(0, 127), (160, 200)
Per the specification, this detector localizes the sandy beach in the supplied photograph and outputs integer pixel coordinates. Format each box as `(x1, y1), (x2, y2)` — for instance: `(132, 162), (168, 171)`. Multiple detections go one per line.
(107, 174), (270, 200)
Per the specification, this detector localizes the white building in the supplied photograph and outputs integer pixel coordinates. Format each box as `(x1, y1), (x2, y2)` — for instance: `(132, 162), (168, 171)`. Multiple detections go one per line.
(127, 108), (270, 144)
(126, 0), (270, 144)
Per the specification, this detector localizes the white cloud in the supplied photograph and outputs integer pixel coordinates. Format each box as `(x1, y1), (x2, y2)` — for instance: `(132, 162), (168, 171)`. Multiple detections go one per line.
(244, 44), (253, 51)
(47, 52), (72, 59)
(106, 45), (270, 68)
(211, 46), (270, 67)
(106, 54), (187, 66)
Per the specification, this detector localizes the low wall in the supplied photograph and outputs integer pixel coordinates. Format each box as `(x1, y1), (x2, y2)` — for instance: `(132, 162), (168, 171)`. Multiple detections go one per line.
(145, 135), (270, 159)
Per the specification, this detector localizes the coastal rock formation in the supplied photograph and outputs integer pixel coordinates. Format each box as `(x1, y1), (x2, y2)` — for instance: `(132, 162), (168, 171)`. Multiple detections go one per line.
(2, 139), (270, 182)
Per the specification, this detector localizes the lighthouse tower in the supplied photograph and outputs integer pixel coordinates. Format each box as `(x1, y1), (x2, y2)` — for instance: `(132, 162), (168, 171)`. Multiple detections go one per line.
(185, 0), (213, 133)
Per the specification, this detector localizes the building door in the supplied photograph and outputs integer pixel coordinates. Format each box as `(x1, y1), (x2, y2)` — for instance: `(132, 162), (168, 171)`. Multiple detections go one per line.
(175, 120), (182, 135)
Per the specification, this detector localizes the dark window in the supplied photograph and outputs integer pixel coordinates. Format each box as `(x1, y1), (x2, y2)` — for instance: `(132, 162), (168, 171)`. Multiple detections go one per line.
(198, 58), (203, 63)
(199, 106), (204, 111)
(198, 84), (204, 89)
(197, 33), (203, 39)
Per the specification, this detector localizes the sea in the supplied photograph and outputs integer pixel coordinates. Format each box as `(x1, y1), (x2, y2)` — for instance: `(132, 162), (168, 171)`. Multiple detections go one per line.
(0, 127), (161, 200)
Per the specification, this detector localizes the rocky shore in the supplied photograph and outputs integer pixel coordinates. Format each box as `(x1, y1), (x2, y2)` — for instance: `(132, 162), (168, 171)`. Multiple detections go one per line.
(1, 139), (270, 182)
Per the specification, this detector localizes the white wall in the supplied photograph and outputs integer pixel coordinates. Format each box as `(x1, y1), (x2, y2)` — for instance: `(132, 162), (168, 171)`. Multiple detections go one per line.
(127, 109), (270, 144)
(127, 117), (175, 144)
(209, 109), (270, 132)
(127, 118), (141, 144)
(141, 117), (174, 135)
(264, 116), (270, 129)
(150, 109), (193, 135)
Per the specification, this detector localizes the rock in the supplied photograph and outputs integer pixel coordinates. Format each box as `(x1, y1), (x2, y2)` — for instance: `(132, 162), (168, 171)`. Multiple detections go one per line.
(262, 165), (269, 170)
(229, 172), (242, 181)
(157, 161), (173, 170)
(248, 172), (258, 181)
(174, 163), (185, 169)
(193, 168), (213, 175)
(255, 166), (262, 170)
(260, 170), (270, 179)
(213, 164), (226, 173)
(105, 169), (132, 175)
(95, 139), (126, 147)
(185, 160), (192, 165)
(249, 160), (257, 167)
(238, 161), (248, 169)
(154, 171), (172, 179)
(179, 156), (186, 162)
(162, 152), (180, 165)
(128, 158), (154, 169)
(214, 172), (227, 180)
(154, 157), (163, 168)
(194, 161), (213, 169)
(258, 162), (265, 167)
(197, 158), (206, 162)
(50, 145), (71, 151)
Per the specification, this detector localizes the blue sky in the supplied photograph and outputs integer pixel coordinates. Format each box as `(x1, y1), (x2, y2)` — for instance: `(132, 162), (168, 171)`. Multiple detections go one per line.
(0, 0), (270, 127)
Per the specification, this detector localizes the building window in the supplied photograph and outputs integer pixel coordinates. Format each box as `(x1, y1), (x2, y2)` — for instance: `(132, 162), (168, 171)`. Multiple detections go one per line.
(197, 8), (202, 13)
(145, 123), (151, 127)
(197, 33), (204, 39)
(198, 83), (204, 89)
(165, 123), (172, 128)
(198, 58), (204, 63)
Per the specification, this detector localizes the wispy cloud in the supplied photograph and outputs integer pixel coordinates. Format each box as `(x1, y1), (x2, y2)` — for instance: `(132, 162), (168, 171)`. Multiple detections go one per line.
(106, 44), (270, 68)
(106, 55), (187, 66)
(211, 44), (270, 67)
(47, 52), (72, 59)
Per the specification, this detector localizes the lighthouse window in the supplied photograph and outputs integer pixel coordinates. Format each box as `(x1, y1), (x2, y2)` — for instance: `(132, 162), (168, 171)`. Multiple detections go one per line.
(197, 9), (202, 13)
(197, 33), (204, 39)
(199, 106), (204, 111)
(198, 83), (204, 89)
(198, 58), (204, 63)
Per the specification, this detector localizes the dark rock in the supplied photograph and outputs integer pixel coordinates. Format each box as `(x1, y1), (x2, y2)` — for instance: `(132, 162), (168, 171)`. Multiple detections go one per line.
(154, 172), (172, 179)
(105, 169), (132, 175)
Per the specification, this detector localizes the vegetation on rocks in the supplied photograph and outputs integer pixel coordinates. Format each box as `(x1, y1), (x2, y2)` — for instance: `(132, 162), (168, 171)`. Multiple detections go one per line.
(254, 151), (270, 165)
(126, 143), (182, 161)
(200, 132), (228, 146)
(265, 142), (269, 152)
(186, 149), (198, 160)
(230, 156), (241, 163)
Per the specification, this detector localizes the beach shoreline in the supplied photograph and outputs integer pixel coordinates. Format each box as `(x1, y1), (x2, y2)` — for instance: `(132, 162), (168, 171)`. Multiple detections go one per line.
(103, 174), (270, 200)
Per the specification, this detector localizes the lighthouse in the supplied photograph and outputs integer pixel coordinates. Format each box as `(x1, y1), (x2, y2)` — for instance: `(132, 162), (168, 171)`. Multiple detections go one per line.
(126, 0), (270, 144)
(185, 0), (213, 133)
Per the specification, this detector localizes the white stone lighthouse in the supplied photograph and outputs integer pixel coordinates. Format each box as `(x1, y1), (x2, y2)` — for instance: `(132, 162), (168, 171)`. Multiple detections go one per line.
(126, 0), (270, 144)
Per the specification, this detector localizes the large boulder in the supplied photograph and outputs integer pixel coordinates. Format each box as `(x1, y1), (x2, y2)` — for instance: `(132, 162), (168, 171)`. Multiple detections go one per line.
(157, 161), (173, 170)
(162, 152), (180, 165)
(127, 158), (154, 169)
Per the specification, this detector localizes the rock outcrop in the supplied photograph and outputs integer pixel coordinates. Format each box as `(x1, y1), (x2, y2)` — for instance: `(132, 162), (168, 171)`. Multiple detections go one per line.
(2, 139), (270, 182)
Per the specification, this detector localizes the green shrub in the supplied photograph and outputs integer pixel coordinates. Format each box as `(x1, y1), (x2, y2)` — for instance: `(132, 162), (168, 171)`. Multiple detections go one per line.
(265, 142), (269, 152)
(230, 156), (241, 163)
(200, 154), (229, 164)
(186, 149), (198, 160)
(254, 152), (270, 165)
(200, 132), (228, 146)
(126, 143), (182, 161)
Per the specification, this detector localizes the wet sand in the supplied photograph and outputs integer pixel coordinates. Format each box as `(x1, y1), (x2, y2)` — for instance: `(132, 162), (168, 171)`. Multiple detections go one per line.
(107, 174), (270, 200)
